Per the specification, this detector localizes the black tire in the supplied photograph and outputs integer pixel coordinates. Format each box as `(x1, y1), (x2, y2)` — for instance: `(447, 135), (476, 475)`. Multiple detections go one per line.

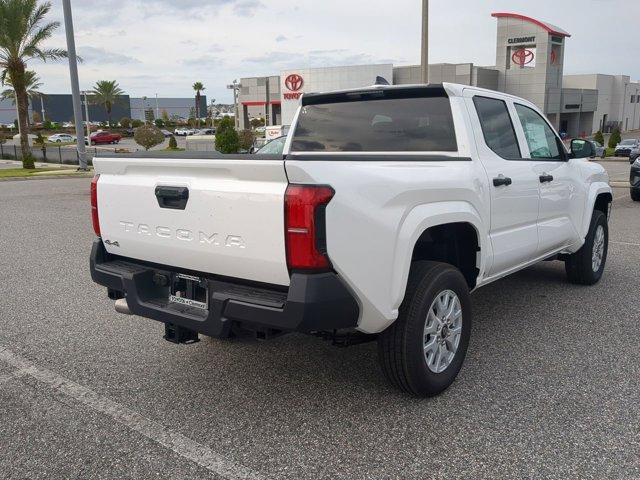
(565, 210), (608, 285)
(631, 189), (640, 202)
(378, 261), (472, 397)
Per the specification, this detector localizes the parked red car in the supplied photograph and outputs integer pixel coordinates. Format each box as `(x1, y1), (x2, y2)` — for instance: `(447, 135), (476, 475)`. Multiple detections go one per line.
(88, 131), (121, 145)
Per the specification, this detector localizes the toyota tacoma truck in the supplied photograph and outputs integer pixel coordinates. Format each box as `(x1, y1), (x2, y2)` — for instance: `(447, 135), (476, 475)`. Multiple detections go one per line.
(90, 83), (612, 397)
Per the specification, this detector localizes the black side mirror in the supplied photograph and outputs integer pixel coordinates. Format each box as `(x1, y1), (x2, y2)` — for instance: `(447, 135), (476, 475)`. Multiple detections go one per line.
(570, 139), (595, 159)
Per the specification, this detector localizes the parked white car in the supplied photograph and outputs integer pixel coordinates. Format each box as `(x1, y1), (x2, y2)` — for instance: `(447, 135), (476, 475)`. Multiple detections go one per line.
(90, 83), (612, 397)
(174, 128), (196, 136)
(48, 133), (76, 143)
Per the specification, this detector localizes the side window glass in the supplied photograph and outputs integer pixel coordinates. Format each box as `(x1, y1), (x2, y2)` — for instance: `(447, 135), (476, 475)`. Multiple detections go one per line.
(473, 96), (521, 160)
(514, 104), (562, 160)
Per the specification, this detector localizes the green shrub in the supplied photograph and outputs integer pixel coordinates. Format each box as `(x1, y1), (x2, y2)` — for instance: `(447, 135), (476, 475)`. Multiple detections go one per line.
(120, 117), (132, 129)
(215, 117), (239, 154)
(238, 129), (255, 151)
(593, 130), (604, 145)
(131, 119), (144, 128)
(134, 125), (165, 151)
(154, 119), (165, 128)
(608, 128), (621, 149)
(168, 135), (178, 149)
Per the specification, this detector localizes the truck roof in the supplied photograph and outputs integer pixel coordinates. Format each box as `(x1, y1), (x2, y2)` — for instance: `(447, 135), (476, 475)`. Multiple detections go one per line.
(301, 82), (534, 107)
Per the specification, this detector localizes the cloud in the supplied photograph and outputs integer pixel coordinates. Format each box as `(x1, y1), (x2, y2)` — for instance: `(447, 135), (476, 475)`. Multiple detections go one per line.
(181, 55), (223, 68)
(243, 49), (396, 71)
(77, 46), (140, 65)
(275, 35), (287, 42)
(233, 0), (264, 17)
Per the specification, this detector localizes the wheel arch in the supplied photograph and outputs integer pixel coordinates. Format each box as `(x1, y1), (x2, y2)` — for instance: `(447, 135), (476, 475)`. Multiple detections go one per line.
(390, 201), (487, 312)
(582, 183), (613, 239)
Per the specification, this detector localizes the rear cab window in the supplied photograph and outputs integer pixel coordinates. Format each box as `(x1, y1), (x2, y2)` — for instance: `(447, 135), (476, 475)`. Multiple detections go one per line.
(290, 87), (458, 154)
(473, 96), (521, 160)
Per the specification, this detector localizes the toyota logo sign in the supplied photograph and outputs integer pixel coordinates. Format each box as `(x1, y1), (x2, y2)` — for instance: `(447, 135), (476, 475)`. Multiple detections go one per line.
(285, 74), (304, 92)
(512, 48), (535, 67)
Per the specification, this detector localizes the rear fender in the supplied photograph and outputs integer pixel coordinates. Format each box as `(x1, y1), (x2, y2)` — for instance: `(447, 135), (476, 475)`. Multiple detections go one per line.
(390, 201), (488, 312)
(581, 182), (613, 239)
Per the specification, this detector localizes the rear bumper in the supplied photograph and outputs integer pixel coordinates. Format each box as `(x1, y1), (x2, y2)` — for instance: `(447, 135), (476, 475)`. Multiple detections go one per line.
(90, 240), (359, 338)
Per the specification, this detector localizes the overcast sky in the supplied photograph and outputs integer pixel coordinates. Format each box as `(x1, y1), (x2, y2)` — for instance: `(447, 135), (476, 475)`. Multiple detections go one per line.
(33, 0), (639, 103)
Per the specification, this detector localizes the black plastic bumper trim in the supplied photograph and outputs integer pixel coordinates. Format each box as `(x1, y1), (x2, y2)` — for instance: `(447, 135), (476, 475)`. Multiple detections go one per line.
(90, 240), (360, 338)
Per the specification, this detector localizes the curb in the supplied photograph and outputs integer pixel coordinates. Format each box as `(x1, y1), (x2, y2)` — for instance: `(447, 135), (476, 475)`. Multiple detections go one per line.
(610, 182), (630, 188)
(0, 173), (93, 182)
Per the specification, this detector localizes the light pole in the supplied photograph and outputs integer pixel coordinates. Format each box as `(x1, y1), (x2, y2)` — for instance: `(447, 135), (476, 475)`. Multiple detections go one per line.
(227, 80), (241, 129)
(155, 93), (159, 119)
(40, 95), (46, 124)
(142, 96), (148, 124)
(62, 0), (88, 170)
(421, 0), (429, 84)
(81, 90), (91, 146)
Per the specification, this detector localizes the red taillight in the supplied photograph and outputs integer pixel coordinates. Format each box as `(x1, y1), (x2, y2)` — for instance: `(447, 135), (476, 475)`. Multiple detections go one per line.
(91, 174), (101, 237)
(285, 184), (334, 271)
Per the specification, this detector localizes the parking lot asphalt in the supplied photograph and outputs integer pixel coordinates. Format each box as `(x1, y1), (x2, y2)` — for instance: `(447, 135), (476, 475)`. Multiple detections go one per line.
(0, 172), (638, 479)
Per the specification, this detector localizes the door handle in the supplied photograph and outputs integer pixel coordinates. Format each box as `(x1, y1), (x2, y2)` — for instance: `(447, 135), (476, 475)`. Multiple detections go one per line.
(155, 186), (189, 210)
(493, 175), (512, 187)
(539, 174), (554, 183)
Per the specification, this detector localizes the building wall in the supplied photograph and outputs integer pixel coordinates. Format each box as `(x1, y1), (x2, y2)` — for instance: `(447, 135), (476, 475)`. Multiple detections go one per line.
(0, 99), (28, 125)
(494, 16), (566, 117)
(237, 76), (281, 129)
(130, 97), (207, 122)
(474, 67), (500, 90)
(1, 95), (132, 125)
(564, 74), (640, 132)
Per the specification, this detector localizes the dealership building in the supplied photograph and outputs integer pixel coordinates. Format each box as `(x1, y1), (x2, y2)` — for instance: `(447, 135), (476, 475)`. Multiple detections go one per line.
(236, 12), (640, 137)
(0, 94), (207, 125)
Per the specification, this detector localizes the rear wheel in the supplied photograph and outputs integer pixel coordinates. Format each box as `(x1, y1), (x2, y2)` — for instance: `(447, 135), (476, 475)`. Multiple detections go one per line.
(565, 210), (608, 285)
(378, 261), (472, 397)
(631, 189), (640, 202)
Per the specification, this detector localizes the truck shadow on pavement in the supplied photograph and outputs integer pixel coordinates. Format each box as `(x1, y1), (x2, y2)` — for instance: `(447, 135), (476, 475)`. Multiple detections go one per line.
(186, 259), (600, 405)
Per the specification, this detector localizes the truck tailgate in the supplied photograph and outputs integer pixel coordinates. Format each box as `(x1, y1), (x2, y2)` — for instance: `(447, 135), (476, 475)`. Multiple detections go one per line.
(94, 156), (291, 286)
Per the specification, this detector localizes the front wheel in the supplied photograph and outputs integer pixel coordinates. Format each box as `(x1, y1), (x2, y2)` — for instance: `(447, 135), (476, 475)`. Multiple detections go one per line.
(631, 189), (640, 202)
(378, 261), (472, 397)
(565, 210), (608, 285)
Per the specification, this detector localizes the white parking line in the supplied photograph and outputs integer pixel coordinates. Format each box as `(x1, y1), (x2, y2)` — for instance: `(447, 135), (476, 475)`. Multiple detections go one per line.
(0, 367), (35, 384)
(611, 241), (640, 247)
(0, 347), (266, 480)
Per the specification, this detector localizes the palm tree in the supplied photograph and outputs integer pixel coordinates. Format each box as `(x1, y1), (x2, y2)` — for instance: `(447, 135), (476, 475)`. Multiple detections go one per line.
(193, 82), (205, 127)
(1, 70), (43, 130)
(0, 0), (67, 169)
(90, 80), (124, 127)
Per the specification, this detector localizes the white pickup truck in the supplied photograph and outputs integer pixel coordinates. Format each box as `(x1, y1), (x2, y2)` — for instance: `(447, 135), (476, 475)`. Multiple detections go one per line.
(90, 83), (612, 397)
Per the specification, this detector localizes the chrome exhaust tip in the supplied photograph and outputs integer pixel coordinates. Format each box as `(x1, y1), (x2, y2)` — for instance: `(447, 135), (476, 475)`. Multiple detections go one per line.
(114, 298), (132, 315)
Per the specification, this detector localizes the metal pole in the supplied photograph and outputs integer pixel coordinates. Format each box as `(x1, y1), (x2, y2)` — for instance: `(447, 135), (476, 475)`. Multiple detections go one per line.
(421, 0), (429, 84)
(83, 91), (91, 146)
(40, 95), (46, 123)
(265, 77), (270, 127)
(62, 0), (87, 170)
(155, 93), (159, 119)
